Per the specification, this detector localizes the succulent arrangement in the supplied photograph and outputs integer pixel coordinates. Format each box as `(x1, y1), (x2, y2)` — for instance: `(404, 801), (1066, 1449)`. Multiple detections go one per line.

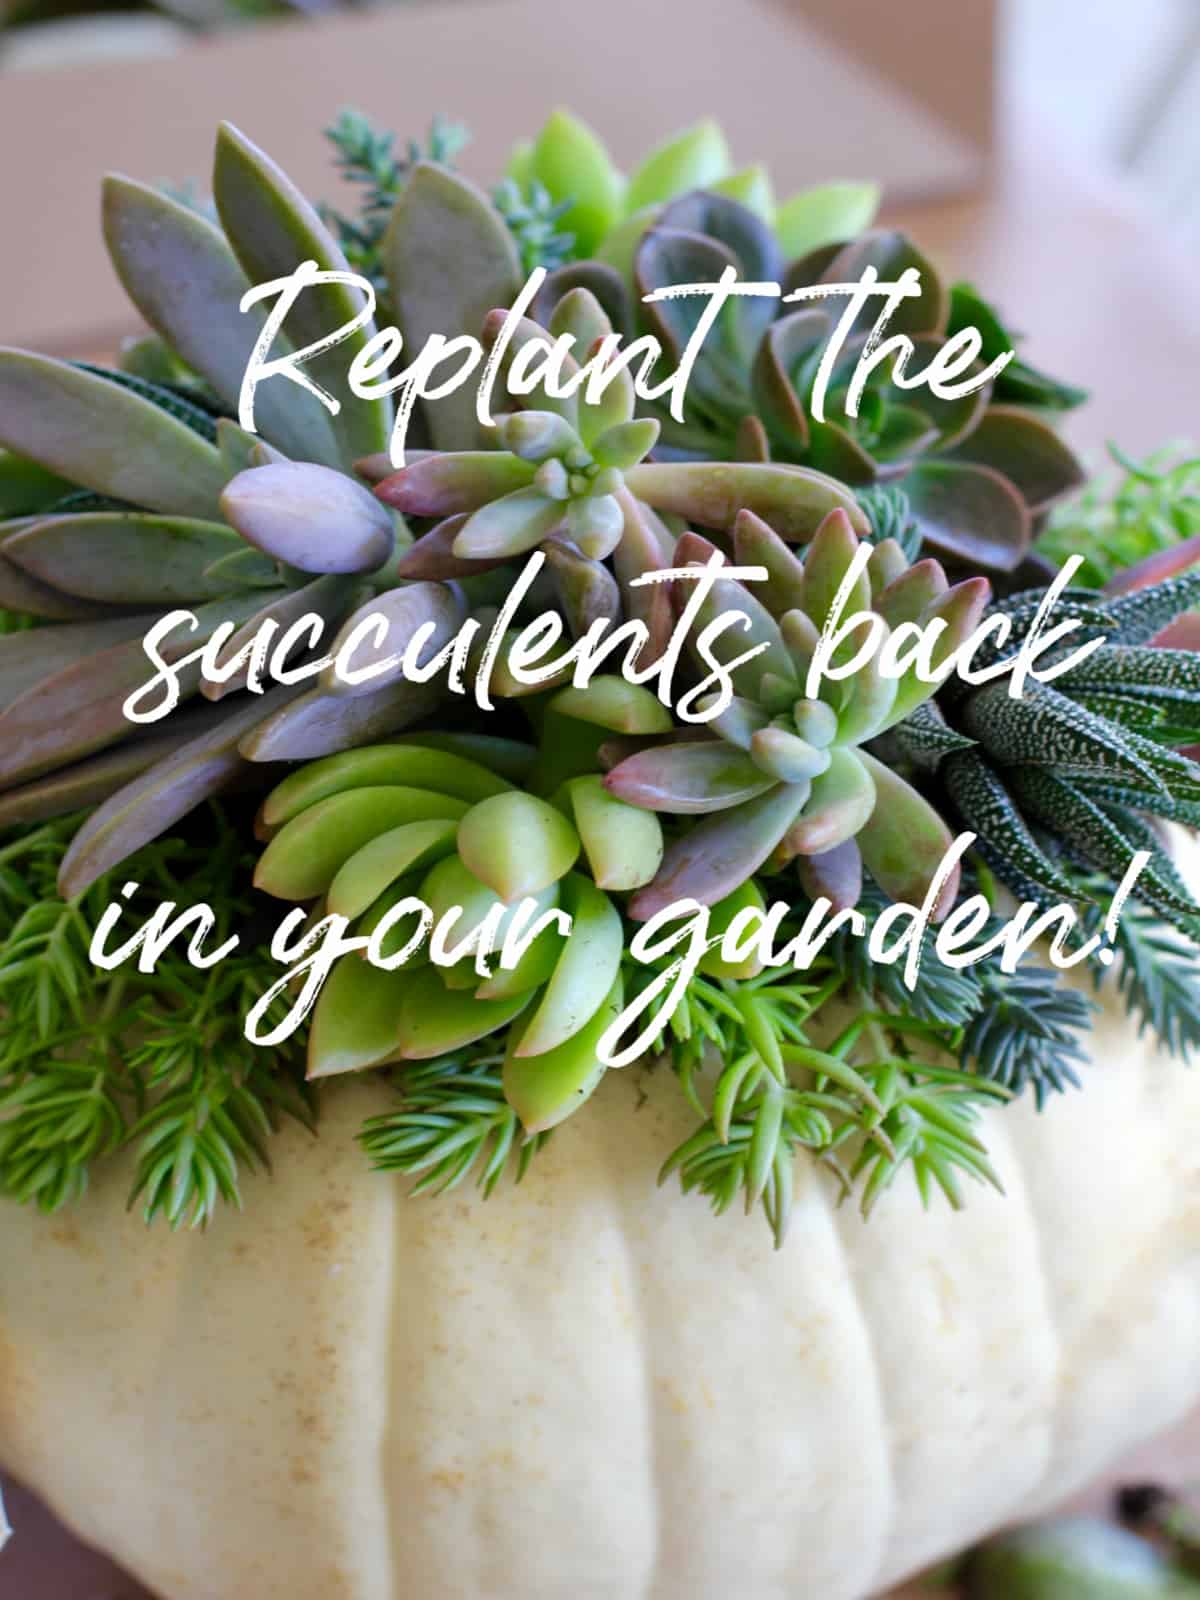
(1, 107), (1198, 1244)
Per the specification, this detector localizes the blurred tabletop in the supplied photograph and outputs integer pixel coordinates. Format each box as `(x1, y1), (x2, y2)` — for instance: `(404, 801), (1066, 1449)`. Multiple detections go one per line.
(5, 105), (1200, 1600)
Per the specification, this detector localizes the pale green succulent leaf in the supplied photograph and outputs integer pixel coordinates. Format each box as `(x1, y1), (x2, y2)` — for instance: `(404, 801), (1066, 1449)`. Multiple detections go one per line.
(213, 121), (391, 465)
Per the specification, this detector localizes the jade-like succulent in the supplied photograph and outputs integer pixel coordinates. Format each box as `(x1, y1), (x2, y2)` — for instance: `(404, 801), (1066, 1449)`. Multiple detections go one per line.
(528, 187), (1085, 579)
(506, 109), (883, 264)
(604, 506), (989, 917)
(253, 733), (659, 1131)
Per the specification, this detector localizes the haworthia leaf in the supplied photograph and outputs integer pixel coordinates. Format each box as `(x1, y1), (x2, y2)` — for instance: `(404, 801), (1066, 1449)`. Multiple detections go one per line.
(0, 351), (227, 518)
(4, 514), (244, 604)
(102, 177), (342, 467)
(384, 162), (521, 450)
(213, 123), (391, 466)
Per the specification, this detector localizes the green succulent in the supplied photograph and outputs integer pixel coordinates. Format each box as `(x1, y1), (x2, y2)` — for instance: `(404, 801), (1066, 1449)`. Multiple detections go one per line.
(604, 506), (989, 916)
(507, 109), (882, 265)
(252, 706), (665, 1131)
(374, 279), (870, 573)
(526, 187), (1087, 580)
(892, 555), (1200, 936)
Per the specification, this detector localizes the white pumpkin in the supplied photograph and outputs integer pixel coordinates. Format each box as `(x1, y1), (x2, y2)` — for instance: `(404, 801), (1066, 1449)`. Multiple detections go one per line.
(2, 867), (1200, 1599)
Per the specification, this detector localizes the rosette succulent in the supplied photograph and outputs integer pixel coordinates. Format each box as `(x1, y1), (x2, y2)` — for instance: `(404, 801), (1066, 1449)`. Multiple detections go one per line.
(604, 506), (989, 917)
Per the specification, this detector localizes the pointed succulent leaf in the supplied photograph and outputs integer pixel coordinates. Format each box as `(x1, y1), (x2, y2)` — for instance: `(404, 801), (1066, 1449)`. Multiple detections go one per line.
(890, 700), (977, 769)
(504, 973), (623, 1134)
(626, 460), (869, 540)
(545, 539), (621, 637)
(866, 538), (909, 598)
(900, 460), (1031, 573)
(0, 612), (152, 709)
(939, 405), (1085, 514)
(256, 785), (471, 900)
(694, 880), (768, 980)
(259, 742), (511, 830)
(377, 452), (536, 519)
(512, 873), (622, 1059)
(563, 774), (664, 890)
(626, 120), (732, 213)
(604, 739), (776, 814)
(672, 530), (796, 699)
(216, 418), (275, 479)
(4, 514), (244, 605)
(735, 414), (772, 463)
(528, 111), (625, 257)
(628, 783), (807, 918)
(202, 575), (359, 701)
(0, 351), (227, 519)
(732, 508), (809, 614)
(102, 177), (342, 467)
(774, 181), (881, 260)
(0, 592), (268, 788)
(0, 545), (125, 623)
(941, 749), (1080, 901)
(796, 838), (864, 912)
(213, 122), (390, 464)
(710, 165), (776, 220)
(452, 487), (563, 561)
(482, 310), (581, 428)
(882, 575), (991, 729)
(457, 791), (581, 901)
(391, 514), (505, 581)
(855, 751), (960, 918)
(397, 966), (533, 1061)
(612, 490), (675, 663)
(799, 507), (871, 630)
(874, 557), (948, 628)
(308, 958), (409, 1080)
(221, 462), (395, 574)
(0, 707), (224, 829)
(239, 677), (444, 762)
(319, 581), (464, 699)
(326, 819), (460, 921)
(549, 676), (673, 734)
(963, 681), (1167, 793)
(57, 680), (306, 898)
(548, 286), (612, 356)
(384, 162), (521, 450)
(1010, 767), (1199, 923)
(784, 748), (876, 855)
(592, 418), (659, 473)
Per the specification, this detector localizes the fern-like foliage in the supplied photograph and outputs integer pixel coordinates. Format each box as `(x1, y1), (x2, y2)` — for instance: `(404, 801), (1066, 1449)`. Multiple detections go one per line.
(360, 1051), (550, 1197)
(320, 111), (470, 300)
(492, 176), (575, 276)
(856, 484), (922, 562)
(1039, 444), (1200, 589)
(0, 811), (314, 1223)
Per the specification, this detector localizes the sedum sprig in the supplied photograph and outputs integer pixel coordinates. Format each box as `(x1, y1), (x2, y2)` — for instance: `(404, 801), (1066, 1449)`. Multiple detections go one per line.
(0, 810), (314, 1224)
(360, 1052), (551, 1198)
(1039, 443), (1200, 589)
